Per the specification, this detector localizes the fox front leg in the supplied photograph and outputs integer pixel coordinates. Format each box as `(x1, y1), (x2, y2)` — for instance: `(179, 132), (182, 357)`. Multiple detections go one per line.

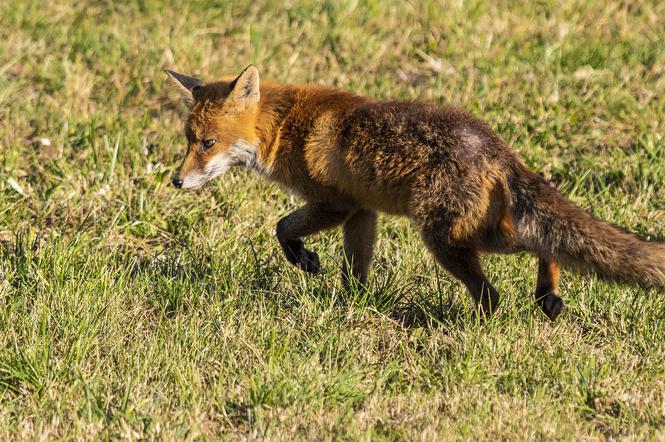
(275, 203), (351, 273)
(342, 209), (377, 289)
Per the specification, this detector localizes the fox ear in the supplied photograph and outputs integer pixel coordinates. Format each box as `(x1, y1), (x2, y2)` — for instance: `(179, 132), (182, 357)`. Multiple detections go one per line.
(164, 69), (202, 102)
(228, 65), (260, 107)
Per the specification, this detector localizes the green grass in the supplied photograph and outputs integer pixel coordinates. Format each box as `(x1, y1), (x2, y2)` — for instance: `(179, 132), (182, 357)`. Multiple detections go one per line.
(1, 0), (664, 439)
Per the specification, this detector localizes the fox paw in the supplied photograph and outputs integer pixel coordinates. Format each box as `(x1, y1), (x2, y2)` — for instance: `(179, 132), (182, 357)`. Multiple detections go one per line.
(537, 292), (565, 321)
(284, 240), (320, 274)
(294, 248), (320, 273)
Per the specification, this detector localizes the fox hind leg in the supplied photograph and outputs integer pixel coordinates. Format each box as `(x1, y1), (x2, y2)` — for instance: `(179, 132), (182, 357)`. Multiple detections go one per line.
(535, 258), (564, 320)
(342, 209), (377, 289)
(421, 228), (501, 316)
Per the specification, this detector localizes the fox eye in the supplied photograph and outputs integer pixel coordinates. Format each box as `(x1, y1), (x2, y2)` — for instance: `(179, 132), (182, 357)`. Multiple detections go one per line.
(201, 139), (217, 149)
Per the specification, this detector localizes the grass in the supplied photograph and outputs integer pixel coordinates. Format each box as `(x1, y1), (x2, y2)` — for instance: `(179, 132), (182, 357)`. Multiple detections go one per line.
(1, 0), (664, 439)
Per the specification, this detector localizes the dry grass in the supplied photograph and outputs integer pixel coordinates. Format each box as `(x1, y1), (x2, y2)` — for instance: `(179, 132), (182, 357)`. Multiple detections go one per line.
(1, 0), (664, 440)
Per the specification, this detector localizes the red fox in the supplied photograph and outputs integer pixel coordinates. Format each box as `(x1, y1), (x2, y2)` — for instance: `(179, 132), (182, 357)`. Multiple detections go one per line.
(165, 65), (665, 320)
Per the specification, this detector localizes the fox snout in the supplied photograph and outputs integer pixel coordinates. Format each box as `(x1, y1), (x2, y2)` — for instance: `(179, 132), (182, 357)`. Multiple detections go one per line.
(171, 148), (212, 190)
(171, 176), (184, 188)
(171, 165), (205, 190)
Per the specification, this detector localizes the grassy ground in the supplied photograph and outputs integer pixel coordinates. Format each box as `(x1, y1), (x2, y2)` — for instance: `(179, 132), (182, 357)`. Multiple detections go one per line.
(1, 0), (664, 439)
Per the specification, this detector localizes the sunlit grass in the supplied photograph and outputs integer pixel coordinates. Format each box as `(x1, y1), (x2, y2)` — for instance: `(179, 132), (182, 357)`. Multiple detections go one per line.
(0, 0), (664, 439)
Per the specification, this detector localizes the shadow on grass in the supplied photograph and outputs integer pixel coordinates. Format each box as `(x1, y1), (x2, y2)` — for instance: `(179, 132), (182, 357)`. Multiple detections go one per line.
(317, 267), (469, 332)
(389, 294), (468, 331)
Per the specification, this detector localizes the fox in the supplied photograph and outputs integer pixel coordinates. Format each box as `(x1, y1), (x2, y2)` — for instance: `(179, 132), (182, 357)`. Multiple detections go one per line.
(165, 65), (665, 320)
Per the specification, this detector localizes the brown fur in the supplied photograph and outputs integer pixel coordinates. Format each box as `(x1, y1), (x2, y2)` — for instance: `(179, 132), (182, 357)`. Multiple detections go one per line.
(166, 66), (665, 320)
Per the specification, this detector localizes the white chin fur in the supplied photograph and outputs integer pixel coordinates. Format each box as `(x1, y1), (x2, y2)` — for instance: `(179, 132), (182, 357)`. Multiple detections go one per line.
(179, 139), (265, 189)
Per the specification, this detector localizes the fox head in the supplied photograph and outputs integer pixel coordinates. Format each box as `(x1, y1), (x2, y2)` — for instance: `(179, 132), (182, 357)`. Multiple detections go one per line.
(165, 65), (263, 189)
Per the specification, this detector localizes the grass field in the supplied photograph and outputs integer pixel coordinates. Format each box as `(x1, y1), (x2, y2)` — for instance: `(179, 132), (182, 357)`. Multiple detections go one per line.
(1, 0), (664, 439)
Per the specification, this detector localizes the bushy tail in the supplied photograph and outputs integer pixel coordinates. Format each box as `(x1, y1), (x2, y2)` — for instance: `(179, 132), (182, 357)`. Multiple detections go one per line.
(509, 167), (665, 289)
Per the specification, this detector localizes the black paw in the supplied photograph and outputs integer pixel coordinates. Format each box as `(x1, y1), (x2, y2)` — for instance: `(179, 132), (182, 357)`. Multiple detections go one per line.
(537, 292), (565, 321)
(284, 240), (320, 274)
(294, 248), (320, 273)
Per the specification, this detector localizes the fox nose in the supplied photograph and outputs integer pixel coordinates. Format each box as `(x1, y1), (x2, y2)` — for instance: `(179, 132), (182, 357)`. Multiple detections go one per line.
(172, 177), (183, 188)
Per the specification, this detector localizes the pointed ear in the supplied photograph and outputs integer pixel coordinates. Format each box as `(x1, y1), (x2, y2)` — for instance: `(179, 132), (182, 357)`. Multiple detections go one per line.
(164, 69), (202, 102)
(228, 65), (260, 108)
